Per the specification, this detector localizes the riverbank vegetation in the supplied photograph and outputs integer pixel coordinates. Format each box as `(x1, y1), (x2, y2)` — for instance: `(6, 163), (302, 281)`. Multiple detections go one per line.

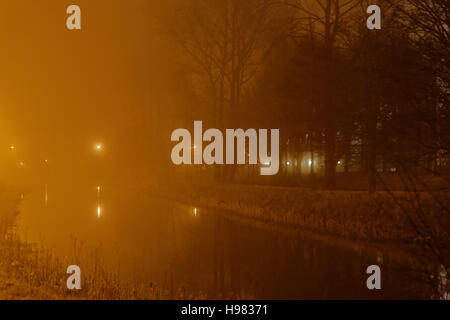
(150, 180), (448, 242)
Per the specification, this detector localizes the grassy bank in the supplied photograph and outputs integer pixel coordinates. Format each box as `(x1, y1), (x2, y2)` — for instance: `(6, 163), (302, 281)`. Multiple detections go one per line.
(1, 236), (160, 299)
(148, 180), (450, 244)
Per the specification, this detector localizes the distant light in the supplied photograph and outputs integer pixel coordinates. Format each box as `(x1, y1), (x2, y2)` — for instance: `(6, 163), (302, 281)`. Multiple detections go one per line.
(263, 161), (270, 166)
(96, 144), (102, 150)
(338, 160), (342, 165)
(19, 161), (25, 167)
(9, 145), (15, 151)
(97, 185), (101, 192)
(97, 206), (101, 217)
(44, 159), (49, 164)
(194, 208), (198, 216)
(286, 161), (290, 166)
(308, 160), (312, 166)
(377, 253), (383, 264)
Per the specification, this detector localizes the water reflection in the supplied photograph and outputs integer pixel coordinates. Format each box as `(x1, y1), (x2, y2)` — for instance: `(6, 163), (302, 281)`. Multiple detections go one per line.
(18, 185), (434, 299)
(44, 183), (48, 207)
(97, 185), (101, 218)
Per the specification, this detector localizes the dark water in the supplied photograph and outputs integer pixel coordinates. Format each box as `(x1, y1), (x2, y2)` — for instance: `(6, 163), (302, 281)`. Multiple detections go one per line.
(18, 183), (432, 299)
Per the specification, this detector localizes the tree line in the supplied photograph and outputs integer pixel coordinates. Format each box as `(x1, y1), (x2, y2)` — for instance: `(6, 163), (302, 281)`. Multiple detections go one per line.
(163, 0), (449, 192)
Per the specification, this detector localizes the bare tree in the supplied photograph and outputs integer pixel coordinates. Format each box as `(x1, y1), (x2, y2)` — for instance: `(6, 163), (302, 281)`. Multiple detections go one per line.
(167, 0), (281, 181)
(284, 0), (362, 188)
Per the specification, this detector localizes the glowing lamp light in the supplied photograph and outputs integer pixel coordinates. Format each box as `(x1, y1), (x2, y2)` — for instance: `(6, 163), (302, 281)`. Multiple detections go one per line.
(308, 160), (312, 166)
(286, 161), (290, 166)
(194, 208), (198, 216)
(97, 206), (101, 217)
(9, 145), (15, 151)
(95, 144), (102, 151)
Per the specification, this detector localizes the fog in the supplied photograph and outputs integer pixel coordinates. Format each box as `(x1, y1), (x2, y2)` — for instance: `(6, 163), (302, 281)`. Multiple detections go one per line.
(0, 0), (448, 299)
(0, 1), (180, 186)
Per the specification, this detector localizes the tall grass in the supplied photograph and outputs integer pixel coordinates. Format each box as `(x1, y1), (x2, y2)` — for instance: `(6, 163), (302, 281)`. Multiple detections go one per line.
(149, 180), (449, 242)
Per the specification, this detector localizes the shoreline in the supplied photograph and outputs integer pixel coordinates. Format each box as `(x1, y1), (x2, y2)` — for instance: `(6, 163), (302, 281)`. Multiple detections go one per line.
(145, 180), (449, 265)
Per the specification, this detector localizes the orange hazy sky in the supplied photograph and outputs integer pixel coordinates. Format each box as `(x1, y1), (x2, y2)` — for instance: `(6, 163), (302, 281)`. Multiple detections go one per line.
(0, 0), (174, 163)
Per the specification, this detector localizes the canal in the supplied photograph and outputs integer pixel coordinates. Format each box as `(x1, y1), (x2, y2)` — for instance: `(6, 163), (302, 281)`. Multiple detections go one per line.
(17, 182), (430, 299)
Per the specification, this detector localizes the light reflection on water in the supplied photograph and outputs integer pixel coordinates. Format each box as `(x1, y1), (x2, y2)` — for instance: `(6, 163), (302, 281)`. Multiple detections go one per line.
(18, 184), (436, 299)
(97, 185), (101, 218)
(44, 183), (48, 207)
